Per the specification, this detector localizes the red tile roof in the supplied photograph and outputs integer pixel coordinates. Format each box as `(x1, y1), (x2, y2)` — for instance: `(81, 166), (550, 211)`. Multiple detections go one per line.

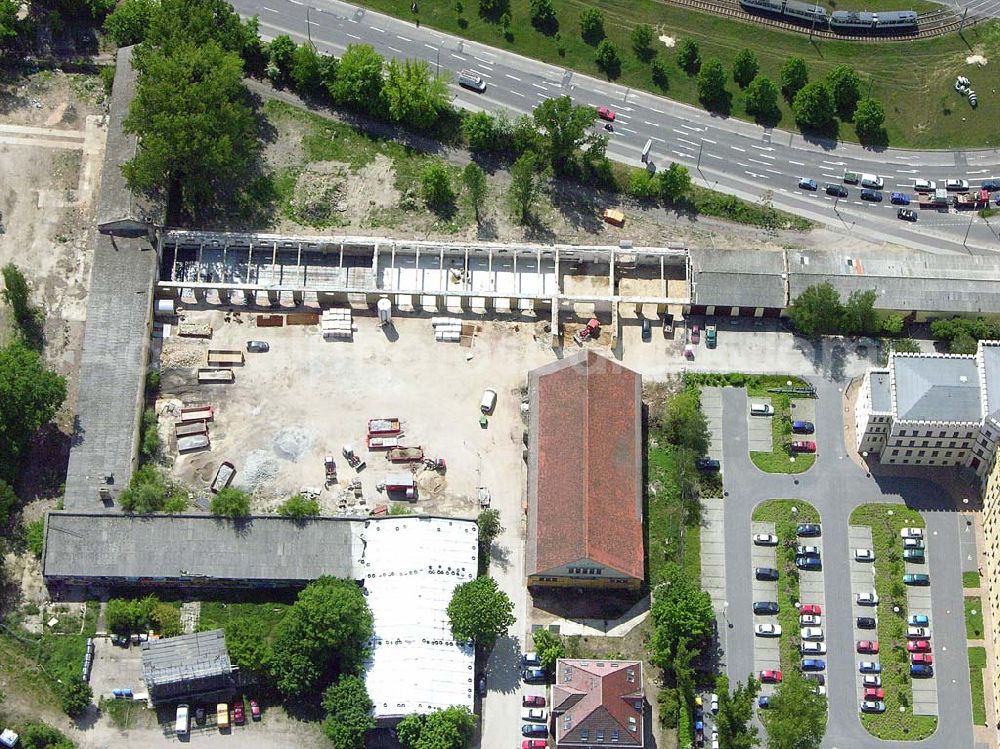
(528, 352), (643, 582)
(552, 659), (644, 747)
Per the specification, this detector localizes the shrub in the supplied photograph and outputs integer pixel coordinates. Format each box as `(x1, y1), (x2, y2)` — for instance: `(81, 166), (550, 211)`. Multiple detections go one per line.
(676, 38), (700, 74)
(579, 7), (605, 44)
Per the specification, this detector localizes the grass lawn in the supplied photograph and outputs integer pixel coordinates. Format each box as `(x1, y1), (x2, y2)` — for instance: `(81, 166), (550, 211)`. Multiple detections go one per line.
(850, 504), (937, 741)
(648, 442), (701, 587)
(198, 601), (291, 634)
(964, 570), (982, 588)
(355, 0), (1000, 148)
(965, 596), (985, 639)
(746, 376), (816, 474)
(969, 646), (988, 725)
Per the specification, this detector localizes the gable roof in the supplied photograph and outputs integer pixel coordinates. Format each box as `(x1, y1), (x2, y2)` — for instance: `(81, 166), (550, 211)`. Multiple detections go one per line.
(552, 659), (644, 747)
(890, 354), (981, 423)
(526, 352), (643, 582)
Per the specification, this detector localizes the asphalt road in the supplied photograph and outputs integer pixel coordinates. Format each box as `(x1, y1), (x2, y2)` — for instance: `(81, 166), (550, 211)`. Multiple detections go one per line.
(720, 378), (974, 749)
(234, 0), (1000, 255)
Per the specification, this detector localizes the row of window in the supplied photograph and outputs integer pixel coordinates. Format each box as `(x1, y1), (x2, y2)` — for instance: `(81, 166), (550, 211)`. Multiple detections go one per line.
(890, 449), (962, 459)
(897, 429), (974, 439)
(568, 567), (604, 575)
(889, 440), (970, 450)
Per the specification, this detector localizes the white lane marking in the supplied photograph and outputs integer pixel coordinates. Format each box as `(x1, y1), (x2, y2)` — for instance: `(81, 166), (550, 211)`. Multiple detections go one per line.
(532, 83), (547, 91)
(506, 74), (521, 81)
(896, 169), (918, 174)
(745, 171), (769, 179)
(822, 160), (846, 166)
(473, 56), (494, 65)
(702, 138), (716, 144)
(823, 196), (832, 200)
(388, 46), (403, 53)
(678, 124), (698, 131)
(509, 90), (525, 97)
(751, 145), (773, 151)
(748, 158), (770, 166)
(397, 35), (413, 42)
(969, 169), (988, 175)
(424, 43), (437, 51)
(822, 173), (840, 179)
(345, 32), (360, 39)
(704, 152), (723, 160)
(789, 160), (805, 166)
(730, 146), (746, 152)
(649, 136), (666, 143)
(649, 107), (665, 114)
(678, 137), (698, 148)
(672, 129), (687, 136)
(644, 121), (657, 126)
(619, 126), (637, 134)
(262, 5), (278, 11)
(288, 0), (303, 4)
(370, 25), (385, 32)
(450, 54), (465, 61)
(766, 169), (783, 175)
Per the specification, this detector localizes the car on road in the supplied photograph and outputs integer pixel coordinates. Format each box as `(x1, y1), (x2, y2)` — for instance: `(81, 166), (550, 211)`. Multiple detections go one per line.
(912, 653), (933, 665)
(233, 701), (245, 725)
(796, 523), (821, 537)
(857, 616), (877, 629)
(904, 573), (930, 585)
(825, 183), (848, 197)
(946, 178), (970, 192)
(843, 171), (860, 184)
(981, 179), (1000, 192)
(249, 699), (260, 721)
(861, 173), (884, 189)
(890, 191), (911, 205)
(523, 695), (546, 707)
(907, 626), (929, 639)
(755, 567), (779, 581)
(800, 627), (824, 641)
(522, 741), (547, 749)
(759, 670), (782, 683)
(903, 538), (925, 549)
(755, 623), (782, 637)
(857, 591), (879, 605)
(901, 527), (924, 539)
(799, 614), (821, 626)
(908, 614), (929, 626)
(696, 457), (721, 471)
(859, 661), (881, 673)
(898, 208), (918, 222)
(753, 533), (778, 545)
(522, 652), (542, 667)
(522, 724), (548, 738)
(597, 106), (616, 122)
(862, 674), (881, 687)
(791, 420), (815, 433)
(913, 179), (936, 192)
(523, 667), (546, 683)
(246, 340), (269, 353)
(907, 640), (931, 652)
(691, 324), (701, 344)
(796, 545), (820, 556)
(757, 695), (770, 708)
(801, 658), (826, 671)
(860, 189), (883, 202)
(861, 700), (886, 713)
(801, 641), (826, 655)
(911, 664), (934, 677)
(799, 603), (822, 615)
(753, 601), (779, 615)
(790, 440), (817, 453)
(796, 556), (821, 570)
(710, 693), (719, 714)
(854, 548), (875, 561)
(521, 708), (547, 722)
(903, 548), (925, 562)
(857, 641), (879, 654)
(458, 69), (487, 92)
(798, 178), (818, 191)
(804, 673), (825, 685)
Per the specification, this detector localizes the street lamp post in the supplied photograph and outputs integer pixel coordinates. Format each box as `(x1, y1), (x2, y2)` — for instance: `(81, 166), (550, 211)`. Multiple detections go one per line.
(306, 6), (312, 45)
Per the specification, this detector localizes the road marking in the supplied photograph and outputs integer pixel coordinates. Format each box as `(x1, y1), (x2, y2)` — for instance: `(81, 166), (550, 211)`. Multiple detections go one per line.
(649, 136), (665, 143)
(506, 74), (521, 81)
(370, 25), (385, 32)
(751, 144), (773, 152)
(288, 0), (303, 4)
(748, 158), (770, 166)
(532, 83), (547, 91)
(345, 32), (360, 39)
(672, 129), (687, 136)
(424, 43), (437, 51)
(822, 160), (846, 166)
(702, 138), (716, 144)
(678, 137), (698, 148)
(649, 107), (665, 114)
(730, 146), (746, 152)
(388, 46), (403, 53)
(823, 196), (832, 200)
(397, 35), (412, 42)
(678, 124), (698, 131)
(473, 56), (494, 65)
(673, 150), (695, 159)
(788, 160), (804, 166)
(262, 5), (278, 11)
(744, 171), (769, 179)
(896, 169), (919, 174)
(509, 90), (525, 97)
(450, 54), (465, 61)
(644, 121), (656, 126)
(766, 169), (783, 175)
(619, 126), (637, 134)
(704, 153), (722, 160)
(822, 173), (840, 180)
(969, 169), (988, 175)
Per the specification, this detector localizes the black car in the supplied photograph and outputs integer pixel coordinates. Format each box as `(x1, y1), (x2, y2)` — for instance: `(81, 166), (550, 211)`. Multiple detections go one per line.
(796, 523), (822, 537)
(803, 673), (826, 685)
(663, 313), (674, 336)
(246, 340), (270, 353)
(755, 567), (779, 581)
(795, 556), (822, 571)
(982, 179), (1000, 192)
(641, 318), (652, 341)
(753, 601), (779, 615)
(825, 184), (848, 198)
(897, 208), (917, 222)
(857, 616), (877, 629)
(860, 189), (883, 202)
(696, 457), (721, 471)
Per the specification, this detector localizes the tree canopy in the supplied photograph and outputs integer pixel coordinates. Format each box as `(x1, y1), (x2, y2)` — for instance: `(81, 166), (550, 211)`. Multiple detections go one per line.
(715, 674), (760, 749)
(0, 0), (19, 49)
(278, 494), (321, 519)
(421, 164), (456, 214)
(732, 49), (758, 89)
(330, 44), (386, 113)
(595, 39), (620, 79)
(854, 98), (886, 145)
(462, 163), (488, 224)
(508, 152), (542, 223)
(631, 23), (654, 60)
(660, 386), (709, 455)
(696, 58), (727, 109)
(532, 95), (597, 173)
(530, 0), (558, 34)
(826, 64), (862, 117)
(658, 162), (691, 204)
(761, 670), (826, 749)
(532, 628), (565, 669)
(210, 487), (251, 517)
(745, 75), (780, 124)
(780, 56), (808, 99)
(322, 675), (375, 749)
(649, 562), (714, 666)
(579, 7), (605, 43)
(786, 282), (845, 337)
(383, 59), (449, 130)
(19, 722), (74, 749)
(104, 0), (159, 47)
(397, 706), (477, 749)
(793, 82), (835, 130)
(676, 38), (700, 74)
(58, 675), (92, 718)
(447, 575), (515, 648)
(841, 289), (878, 336)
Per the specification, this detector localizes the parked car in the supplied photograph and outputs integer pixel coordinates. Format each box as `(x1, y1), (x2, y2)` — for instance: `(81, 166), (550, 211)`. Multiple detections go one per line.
(861, 700), (886, 713)
(800, 627), (824, 641)
(753, 533), (778, 545)
(854, 548), (875, 562)
(755, 624), (782, 637)
(233, 701), (245, 726)
(801, 641), (826, 654)
(753, 601), (779, 615)
(912, 653), (933, 665)
(826, 183), (848, 197)
(908, 614), (929, 626)
(804, 673), (825, 685)
(523, 695), (546, 707)
(710, 694), (719, 714)
(857, 591), (879, 606)
(798, 178), (818, 191)
(890, 191), (911, 205)
(904, 573), (930, 585)
(799, 604), (822, 616)
(981, 179), (1000, 192)
(862, 674), (882, 688)
(857, 616), (877, 629)
(477, 675), (487, 697)
(759, 670), (782, 683)
(903, 548), (925, 562)
(801, 658), (826, 671)
(860, 189), (883, 202)
(691, 324), (701, 344)
(796, 556), (822, 571)
(522, 652), (542, 667)
(796, 523), (822, 537)
(907, 626), (929, 639)
(790, 440), (817, 453)
(246, 340), (269, 353)
(662, 313), (674, 336)
(757, 695), (770, 708)
(857, 641), (880, 654)
(522, 741), (548, 749)
(522, 724), (548, 738)
(901, 527), (924, 539)
(911, 664), (934, 677)
(750, 403), (772, 416)
(249, 699), (261, 721)
(897, 208), (918, 222)
(843, 171), (860, 184)
(791, 420), (814, 433)
(521, 708), (548, 723)
(697, 457), (721, 471)
(907, 640), (931, 652)
(523, 667), (546, 683)
(799, 614), (821, 626)
(756, 567), (779, 581)
(859, 661), (881, 673)
(481, 388), (498, 414)
(796, 545), (820, 556)
(641, 318), (652, 341)
(903, 538), (925, 550)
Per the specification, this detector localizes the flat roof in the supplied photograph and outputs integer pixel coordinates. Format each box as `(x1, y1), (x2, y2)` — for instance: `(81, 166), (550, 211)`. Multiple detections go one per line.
(871, 371), (891, 413)
(359, 516), (478, 719)
(689, 249), (785, 309)
(141, 630), (232, 688)
(891, 354), (982, 423)
(980, 342), (1000, 422)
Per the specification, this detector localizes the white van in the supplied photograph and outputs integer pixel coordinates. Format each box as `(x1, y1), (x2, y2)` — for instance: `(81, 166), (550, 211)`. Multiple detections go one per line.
(750, 403), (774, 416)
(458, 69), (487, 93)
(860, 173), (884, 190)
(481, 388), (498, 414)
(175, 704), (189, 737)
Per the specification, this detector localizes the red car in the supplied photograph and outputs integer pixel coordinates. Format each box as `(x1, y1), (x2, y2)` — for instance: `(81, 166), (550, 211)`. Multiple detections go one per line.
(523, 741), (547, 749)
(597, 106), (616, 122)
(907, 640), (931, 653)
(249, 699), (261, 721)
(864, 687), (884, 700)
(523, 695), (546, 707)
(857, 641), (879, 654)
(791, 441), (817, 453)
(232, 701), (245, 725)
(912, 652), (933, 665)
(759, 670), (782, 683)
(691, 324), (701, 344)
(799, 604), (822, 616)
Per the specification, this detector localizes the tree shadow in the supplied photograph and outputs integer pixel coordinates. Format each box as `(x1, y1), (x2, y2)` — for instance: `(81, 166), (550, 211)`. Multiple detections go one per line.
(548, 179), (607, 234)
(700, 92), (732, 117)
(476, 217), (499, 241)
(15, 422), (71, 502)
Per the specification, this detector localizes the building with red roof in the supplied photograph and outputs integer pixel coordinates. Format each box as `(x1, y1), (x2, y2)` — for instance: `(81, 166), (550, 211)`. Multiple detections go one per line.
(526, 352), (644, 590)
(552, 658), (645, 747)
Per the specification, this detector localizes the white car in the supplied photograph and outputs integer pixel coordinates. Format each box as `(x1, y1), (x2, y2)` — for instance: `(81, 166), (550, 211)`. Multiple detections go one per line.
(946, 178), (970, 192)
(813, 685), (827, 696)
(862, 674), (882, 687)
(753, 533), (778, 545)
(521, 707), (548, 722)
(801, 627), (824, 641)
(913, 179), (936, 192)
(907, 626), (929, 639)
(901, 527), (924, 539)
(796, 545), (820, 556)
(855, 548), (875, 562)
(480, 388), (498, 414)
(710, 693), (719, 714)
(755, 623), (782, 637)
(799, 614), (821, 626)
(801, 641), (826, 655)
(857, 591), (879, 606)
(712, 729), (720, 749)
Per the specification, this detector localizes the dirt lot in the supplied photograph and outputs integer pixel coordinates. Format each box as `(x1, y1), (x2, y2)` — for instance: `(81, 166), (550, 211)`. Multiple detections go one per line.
(156, 311), (557, 514)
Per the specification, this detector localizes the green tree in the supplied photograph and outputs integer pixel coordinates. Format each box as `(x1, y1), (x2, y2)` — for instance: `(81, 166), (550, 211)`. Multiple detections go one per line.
(143, 0), (259, 59)
(661, 387), (709, 455)
(26, 516), (44, 559)
(476, 508), (503, 553)
(780, 56), (808, 100)
(529, 0), (558, 34)
(793, 81), (834, 130)
(222, 615), (273, 678)
(697, 58), (727, 109)
(0, 0), (19, 49)
(880, 313), (905, 336)
(508, 152), (542, 223)
(579, 7), (605, 43)
(826, 64), (862, 117)
(658, 162), (691, 204)
(732, 48), (758, 89)
(152, 602), (182, 636)
(20, 722), (74, 749)
(140, 407), (160, 458)
(461, 163), (488, 224)
(447, 575), (515, 647)
(382, 59), (449, 129)
(951, 331), (980, 354)
(745, 74), (780, 124)
(629, 169), (659, 200)
(2, 262), (42, 345)
(716, 674), (761, 749)
(649, 563), (714, 666)
(269, 576), (374, 695)
(58, 675), (92, 718)
(118, 464), (169, 513)
(211, 487), (251, 518)
(854, 98), (886, 145)
(463, 111), (498, 153)
(398, 706), (477, 749)
(595, 39), (620, 79)
(421, 163), (456, 214)
(787, 282), (843, 337)
(532, 628), (565, 669)
(631, 23), (655, 61)
(290, 43), (325, 94)
(0, 478), (16, 528)
(651, 57), (669, 89)
(478, 0), (509, 21)
(278, 494), (321, 519)
(322, 674), (375, 749)
(761, 670), (826, 749)
(532, 95), (597, 172)
(330, 44), (384, 114)
(841, 289), (878, 335)
(676, 38), (700, 74)
(104, 0), (158, 47)
(0, 342), (67, 483)
(268, 34), (297, 79)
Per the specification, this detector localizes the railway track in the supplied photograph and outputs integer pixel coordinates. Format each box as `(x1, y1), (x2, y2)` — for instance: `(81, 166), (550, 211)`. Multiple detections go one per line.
(658, 0), (968, 40)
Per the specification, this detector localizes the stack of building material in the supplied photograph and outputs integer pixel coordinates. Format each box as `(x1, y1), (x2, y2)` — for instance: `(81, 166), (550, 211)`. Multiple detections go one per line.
(432, 316), (463, 343)
(322, 308), (353, 340)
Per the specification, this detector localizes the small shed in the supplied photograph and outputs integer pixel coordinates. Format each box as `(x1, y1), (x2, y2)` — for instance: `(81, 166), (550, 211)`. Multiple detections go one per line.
(602, 208), (625, 227)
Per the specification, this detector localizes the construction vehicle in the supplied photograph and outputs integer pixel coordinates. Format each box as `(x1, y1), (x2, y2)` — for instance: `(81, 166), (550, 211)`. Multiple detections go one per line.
(211, 462), (236, 493)
(478, 486), (491, 508)
(573, 319), (600, 345)
(367, 434), (402, 449)
(342, 445), (366, 471)
(324, 455), (337, 487)
(424, 457), (447, 472)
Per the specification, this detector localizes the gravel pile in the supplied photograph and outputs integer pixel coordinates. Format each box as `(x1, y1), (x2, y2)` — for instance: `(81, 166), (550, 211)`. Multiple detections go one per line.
(272, 426), (314, 462)
(237, 449), (279, 492)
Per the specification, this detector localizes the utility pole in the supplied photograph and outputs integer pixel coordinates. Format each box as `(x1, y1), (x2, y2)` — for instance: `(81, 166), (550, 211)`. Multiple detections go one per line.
(306, 6), (312, 45)
(960, 6), (969, 34)
(436, 46), (441, 77)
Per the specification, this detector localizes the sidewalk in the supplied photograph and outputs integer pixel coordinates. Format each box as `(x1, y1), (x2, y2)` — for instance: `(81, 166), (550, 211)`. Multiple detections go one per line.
(970, 510), (998, 748)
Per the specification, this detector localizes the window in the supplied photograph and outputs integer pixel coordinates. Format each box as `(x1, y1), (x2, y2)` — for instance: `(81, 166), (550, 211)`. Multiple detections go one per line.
(612, 729), (620, 743)
(906, 450), (913, 457)
(950, 442), (956, 448)
(932, 451), (939, 457)
(947, 451), (953, 457)
(580, 727), (588, 740)
(954, 432), (960, 438)
(629, 717), (638, 732)
(908, 440), (915, 447)
(597, 729), (605, 743)
(903, 459), (909, 464)
(939, 431), (946, 438)
(918, 450), (925, 457)
(921, 441), (928, 447)
(627, 668), (636, 683)
(967, 432), (974, 439)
